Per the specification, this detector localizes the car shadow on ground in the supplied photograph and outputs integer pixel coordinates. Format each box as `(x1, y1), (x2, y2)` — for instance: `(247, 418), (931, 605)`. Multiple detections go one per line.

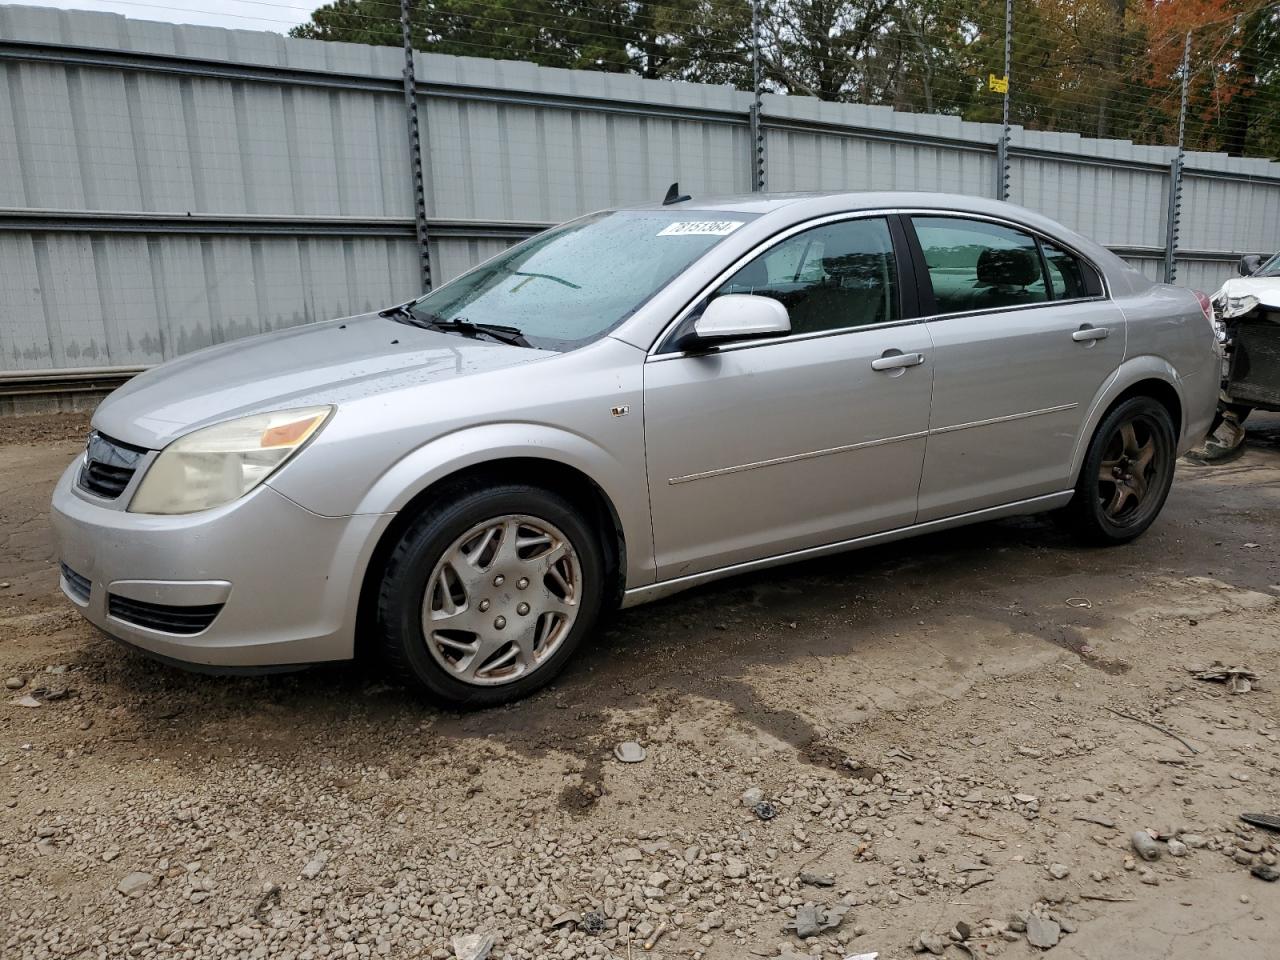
(62, 438), (1278, 781)
(51, 413), (1279, 778)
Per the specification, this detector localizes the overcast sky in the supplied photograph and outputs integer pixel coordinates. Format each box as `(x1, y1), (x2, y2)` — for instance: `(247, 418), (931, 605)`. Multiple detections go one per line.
(23, 0), (313, 34)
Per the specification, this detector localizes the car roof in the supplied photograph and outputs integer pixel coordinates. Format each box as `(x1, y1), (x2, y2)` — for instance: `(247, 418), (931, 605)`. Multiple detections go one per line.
(620, 192), (828, 214)
(619, 190), (1030, 216)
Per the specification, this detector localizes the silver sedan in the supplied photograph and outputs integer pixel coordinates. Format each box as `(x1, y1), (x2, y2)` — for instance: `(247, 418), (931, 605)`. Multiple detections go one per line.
(52, 191), (1219, 705)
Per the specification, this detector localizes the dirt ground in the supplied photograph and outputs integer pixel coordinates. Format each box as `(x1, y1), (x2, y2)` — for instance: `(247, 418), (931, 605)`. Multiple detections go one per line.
(1, 411), (1277, 960)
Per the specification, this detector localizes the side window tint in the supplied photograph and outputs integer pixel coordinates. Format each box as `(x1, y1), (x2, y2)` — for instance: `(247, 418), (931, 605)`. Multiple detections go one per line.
(714, 218), (899, 335)
(1041, 241), (1100, 299)
(912, 217), (1048, 314)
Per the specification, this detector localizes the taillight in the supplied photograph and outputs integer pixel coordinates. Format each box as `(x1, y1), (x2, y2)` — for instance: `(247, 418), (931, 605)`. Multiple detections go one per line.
(1193, 289), (1226, 355)
(1193, 289), (1213, 323)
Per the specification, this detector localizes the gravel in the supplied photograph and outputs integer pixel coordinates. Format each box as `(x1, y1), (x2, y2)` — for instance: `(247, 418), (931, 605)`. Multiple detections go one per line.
(4, 416), (1280, 959)
(1026, 915), (1061, 949)
(115, 872), (155, 898)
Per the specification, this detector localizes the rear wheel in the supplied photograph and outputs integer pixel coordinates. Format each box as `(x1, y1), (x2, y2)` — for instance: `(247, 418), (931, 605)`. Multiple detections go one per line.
(1064, 396), (1177, 545)
(376, 483), (604, 707)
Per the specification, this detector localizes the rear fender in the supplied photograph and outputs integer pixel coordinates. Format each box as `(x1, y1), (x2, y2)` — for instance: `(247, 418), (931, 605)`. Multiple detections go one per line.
(1069, 357), (1183, 482)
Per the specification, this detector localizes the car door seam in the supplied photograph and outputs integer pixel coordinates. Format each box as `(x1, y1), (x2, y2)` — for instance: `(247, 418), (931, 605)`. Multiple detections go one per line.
(638, 365), (662, 588)
(912, 321), (938, 525)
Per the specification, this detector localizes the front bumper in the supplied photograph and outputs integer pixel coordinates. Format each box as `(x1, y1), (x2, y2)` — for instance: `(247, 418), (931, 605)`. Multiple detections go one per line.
(50, 462), (391, 668)
(1222, 312), (1280, 412)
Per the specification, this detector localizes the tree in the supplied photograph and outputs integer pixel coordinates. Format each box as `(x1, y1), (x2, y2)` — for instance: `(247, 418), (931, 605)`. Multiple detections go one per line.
(290, 0), (401, 47)
(290, 1), (734, 76)
(1136, 0), (1280, 156)
(288, 0), (1280, 157)
(655, 0), (755, 88)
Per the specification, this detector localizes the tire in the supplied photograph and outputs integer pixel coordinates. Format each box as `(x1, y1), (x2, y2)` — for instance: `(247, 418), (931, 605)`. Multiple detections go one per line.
(1063, 396), (1177, 545)
(376, 482), (604, 707)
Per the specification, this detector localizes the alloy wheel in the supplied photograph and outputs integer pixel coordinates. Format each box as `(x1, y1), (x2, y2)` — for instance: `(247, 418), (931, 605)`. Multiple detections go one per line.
(421, 515), (581, 685)
(1097, 415), (1166, 524)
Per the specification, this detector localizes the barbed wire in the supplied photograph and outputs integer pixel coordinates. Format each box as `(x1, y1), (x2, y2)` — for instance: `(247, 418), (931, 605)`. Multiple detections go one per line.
(41, 0), (1280, 158)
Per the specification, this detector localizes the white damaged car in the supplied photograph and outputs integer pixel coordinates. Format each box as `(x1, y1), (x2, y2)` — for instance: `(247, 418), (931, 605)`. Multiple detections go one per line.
(1201, 253), (1280, 457)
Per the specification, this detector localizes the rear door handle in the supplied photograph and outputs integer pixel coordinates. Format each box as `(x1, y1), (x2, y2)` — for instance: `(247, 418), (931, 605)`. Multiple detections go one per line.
(871, 351), (925, 371)
(1072, 325), (1110, 342)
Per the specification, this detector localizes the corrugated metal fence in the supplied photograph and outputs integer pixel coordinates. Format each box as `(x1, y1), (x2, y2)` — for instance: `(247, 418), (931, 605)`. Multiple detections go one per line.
(3, 3), (1280, 387)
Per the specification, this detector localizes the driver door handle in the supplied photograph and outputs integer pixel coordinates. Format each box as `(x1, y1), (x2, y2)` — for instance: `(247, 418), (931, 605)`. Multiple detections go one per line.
(871, 352), (925, 371)
(1072, 325), (1110, 342)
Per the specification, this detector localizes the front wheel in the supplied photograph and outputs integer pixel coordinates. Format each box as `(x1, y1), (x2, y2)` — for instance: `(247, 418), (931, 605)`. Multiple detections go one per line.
(1064, 397), (1177, 545)
(376, 483), (604, 707)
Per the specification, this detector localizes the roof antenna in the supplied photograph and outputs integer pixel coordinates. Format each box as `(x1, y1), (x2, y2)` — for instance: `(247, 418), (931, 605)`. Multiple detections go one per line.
(663, 181), (691, 205)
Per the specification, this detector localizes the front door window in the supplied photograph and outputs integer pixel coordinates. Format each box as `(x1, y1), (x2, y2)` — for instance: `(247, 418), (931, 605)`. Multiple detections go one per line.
(711, 218), (901, 335)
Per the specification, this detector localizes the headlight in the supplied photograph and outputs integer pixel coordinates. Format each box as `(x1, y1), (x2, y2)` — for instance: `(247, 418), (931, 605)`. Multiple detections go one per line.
(129, 406), (333, 514)
(1221, 294), (1259, 319)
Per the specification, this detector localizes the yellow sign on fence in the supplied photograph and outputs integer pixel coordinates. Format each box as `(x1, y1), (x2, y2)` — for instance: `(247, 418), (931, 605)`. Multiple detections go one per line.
(989, 73), (1009, 94)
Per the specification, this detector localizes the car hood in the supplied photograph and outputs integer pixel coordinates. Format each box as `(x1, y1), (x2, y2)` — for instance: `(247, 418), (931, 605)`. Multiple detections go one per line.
(92, 313), (556, 449)
(1212, 276), (1280, 317)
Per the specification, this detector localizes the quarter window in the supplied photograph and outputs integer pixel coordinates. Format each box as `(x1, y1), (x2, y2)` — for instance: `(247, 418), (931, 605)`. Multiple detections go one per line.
(912, 217), (1048, 314)
(712, 218), (900, 335)
(1041, 240), (1101, 299)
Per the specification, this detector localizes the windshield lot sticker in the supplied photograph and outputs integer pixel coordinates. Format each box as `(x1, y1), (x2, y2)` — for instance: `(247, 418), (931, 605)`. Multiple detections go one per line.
(658, 221), (744, 237)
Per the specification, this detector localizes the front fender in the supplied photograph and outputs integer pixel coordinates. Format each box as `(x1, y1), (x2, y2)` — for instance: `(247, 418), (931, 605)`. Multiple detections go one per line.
(352, 422), (656, 588)
(1069, 355), (1205, 483)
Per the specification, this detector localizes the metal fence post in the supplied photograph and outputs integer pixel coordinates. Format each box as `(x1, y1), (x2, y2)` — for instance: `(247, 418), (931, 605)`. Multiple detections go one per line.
(995, 0), (1012, 200)
(1163, 30), (1191, 284)
(748, 0), (766, 192)
(400, 0), (432, 291)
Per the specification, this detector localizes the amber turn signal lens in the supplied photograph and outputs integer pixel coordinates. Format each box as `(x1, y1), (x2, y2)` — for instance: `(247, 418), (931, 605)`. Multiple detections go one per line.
(260, 415), (324, 449)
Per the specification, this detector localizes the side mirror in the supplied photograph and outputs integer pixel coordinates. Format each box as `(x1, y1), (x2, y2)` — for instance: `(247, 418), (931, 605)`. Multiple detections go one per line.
(688, 294), (791, 347)
(1239, 254), (1263, 276)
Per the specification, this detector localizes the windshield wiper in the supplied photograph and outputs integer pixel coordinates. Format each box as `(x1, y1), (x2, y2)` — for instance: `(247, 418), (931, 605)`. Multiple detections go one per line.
(378, 301), (431, 326)
(427, 318), (532, 347)
(510, 270), (581, 289)
(380, 302), (531, 347)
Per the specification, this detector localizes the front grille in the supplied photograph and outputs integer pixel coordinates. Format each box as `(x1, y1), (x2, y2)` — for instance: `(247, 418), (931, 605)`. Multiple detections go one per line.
(60, 563), (91, 603)
(1228, 315), (1280, 408)
(78, 432), (148, 501)
(107, 595), (224, 635)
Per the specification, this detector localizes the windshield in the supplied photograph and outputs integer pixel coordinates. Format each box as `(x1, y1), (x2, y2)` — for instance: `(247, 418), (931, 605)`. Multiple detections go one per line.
(409, 210), (756, 351)
(1255, 252), (1280, 277)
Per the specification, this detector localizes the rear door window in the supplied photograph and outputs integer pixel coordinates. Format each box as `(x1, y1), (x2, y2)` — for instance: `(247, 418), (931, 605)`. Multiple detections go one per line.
(912, 217), (1049, 314)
